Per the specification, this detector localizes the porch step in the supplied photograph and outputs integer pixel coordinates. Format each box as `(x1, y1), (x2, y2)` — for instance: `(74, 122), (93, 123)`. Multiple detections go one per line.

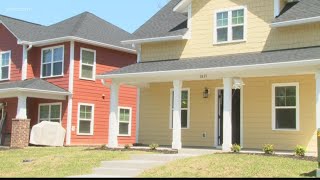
(101, 160), (166, 169)
(93, 167), (142, 177)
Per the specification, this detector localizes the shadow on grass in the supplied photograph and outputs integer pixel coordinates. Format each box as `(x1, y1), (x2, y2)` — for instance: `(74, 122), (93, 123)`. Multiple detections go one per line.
(300, 170), (316, 177)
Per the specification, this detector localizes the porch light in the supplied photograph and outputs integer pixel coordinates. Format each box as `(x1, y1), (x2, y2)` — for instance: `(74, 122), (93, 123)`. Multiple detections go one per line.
(233, 78), (245, 89)
(203, 87), (210, 98)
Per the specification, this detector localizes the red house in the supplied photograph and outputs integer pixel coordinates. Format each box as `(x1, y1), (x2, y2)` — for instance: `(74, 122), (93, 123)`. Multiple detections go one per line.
(0, 12), (137, 148)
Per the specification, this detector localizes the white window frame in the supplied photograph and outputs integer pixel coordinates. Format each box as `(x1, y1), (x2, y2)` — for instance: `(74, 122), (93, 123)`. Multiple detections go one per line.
(272, 83), (300, 131)
(77, 103), (95, 136)
(40, 45), (65, 78)
(38, 102), (62, 123)
(80, 48), (96, 81)
(118, 106), (132, 137)
(169, 88), (191, 129)
(213, 6), (247, 45)
(0, 51), (11, 81)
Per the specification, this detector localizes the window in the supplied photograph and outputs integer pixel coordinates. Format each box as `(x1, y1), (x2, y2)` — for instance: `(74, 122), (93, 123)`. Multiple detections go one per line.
(0, 51), (10, 80)
(80, 48), (96, 80)
(272, 83), (299, 131)
(215, 7), (246, 43)
(118, 107), (132, 136)
(170, 89), (190, 129)
(41, 46), (64, 78)
(38, 103), (62, 123)
(78, 103), (94, 135)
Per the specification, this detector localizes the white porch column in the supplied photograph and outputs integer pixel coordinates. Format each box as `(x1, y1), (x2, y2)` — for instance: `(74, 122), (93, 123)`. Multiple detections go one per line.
(172, 80), (182, 150)
(16, 95), (27, 119)
(316, 73), (320, 129)
(223, 78), (233, 151)
(22, 45), (28, 80)
(108, 82), (119, 148)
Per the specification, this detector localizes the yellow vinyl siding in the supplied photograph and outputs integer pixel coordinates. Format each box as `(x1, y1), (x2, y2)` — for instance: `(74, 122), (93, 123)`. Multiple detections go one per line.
(141, 0), (320, 62)
(138, 75), (317, 152)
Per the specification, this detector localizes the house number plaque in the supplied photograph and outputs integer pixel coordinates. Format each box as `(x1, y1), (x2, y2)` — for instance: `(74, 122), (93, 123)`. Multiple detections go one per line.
(200, 74), (208, 79)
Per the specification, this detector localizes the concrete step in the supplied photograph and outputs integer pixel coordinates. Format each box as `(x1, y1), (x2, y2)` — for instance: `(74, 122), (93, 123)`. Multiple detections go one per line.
(93, 167), (143, 177)
(130, 154), (191, 161)
(101, 160), (166, 169)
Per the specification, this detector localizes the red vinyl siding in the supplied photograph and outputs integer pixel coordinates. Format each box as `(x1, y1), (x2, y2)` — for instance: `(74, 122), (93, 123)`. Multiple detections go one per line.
(27, 42), (70, 90)
(0, 98), (17, 134)
(71, 42), (137, 145)
(0, 24), (23, 81)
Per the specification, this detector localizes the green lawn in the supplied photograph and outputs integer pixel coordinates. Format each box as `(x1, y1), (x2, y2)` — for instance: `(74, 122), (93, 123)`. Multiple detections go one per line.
(0, 147), (145, 178)
(140, 153), (318, 178)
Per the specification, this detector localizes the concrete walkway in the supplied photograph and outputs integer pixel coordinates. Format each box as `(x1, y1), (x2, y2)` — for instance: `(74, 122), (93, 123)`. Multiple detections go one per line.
(69, 148), (218, 178)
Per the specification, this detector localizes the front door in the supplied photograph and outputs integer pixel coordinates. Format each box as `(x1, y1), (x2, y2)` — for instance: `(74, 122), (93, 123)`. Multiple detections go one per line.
(217, 89), (241, 146)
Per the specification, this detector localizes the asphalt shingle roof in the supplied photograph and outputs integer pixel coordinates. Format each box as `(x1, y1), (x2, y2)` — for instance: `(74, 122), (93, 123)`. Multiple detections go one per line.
(0, 12), (134, 50)
(274, 0), (320, 23)
(132, 0), (188, 40)
(100, 46), (320, 76)
(0, 79), (69, 93)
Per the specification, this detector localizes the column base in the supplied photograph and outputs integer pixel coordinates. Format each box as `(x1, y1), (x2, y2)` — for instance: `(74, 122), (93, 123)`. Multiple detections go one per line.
(10, 119), (30, 149)
(222, 143), (232, 152)
(172, 142), (182, 150)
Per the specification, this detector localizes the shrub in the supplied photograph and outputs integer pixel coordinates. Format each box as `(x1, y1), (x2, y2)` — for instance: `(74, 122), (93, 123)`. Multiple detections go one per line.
(294, 145), (306, 157)
(263, 144), (274, 155)
(124, 144), (131, 150)
(100, 144), (108, 150)
(231, 144), (241, 153)
(149, 143), (159, 150)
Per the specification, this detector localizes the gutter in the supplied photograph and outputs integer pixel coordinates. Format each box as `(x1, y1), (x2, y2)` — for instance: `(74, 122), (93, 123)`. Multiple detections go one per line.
(121, 35), (187, 45)
(18, 36), (136, 54)
(0, 88), (71, 96)
(96, 58), (320, 80)
(271, 16), (320, 28)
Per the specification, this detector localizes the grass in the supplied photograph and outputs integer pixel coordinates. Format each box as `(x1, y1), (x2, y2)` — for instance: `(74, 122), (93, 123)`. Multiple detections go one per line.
(140, 153), (318, 178)
(0, 146), (146, 178)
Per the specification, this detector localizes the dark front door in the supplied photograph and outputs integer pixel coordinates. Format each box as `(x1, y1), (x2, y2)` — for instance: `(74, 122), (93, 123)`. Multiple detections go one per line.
(218, 89), (241, 146)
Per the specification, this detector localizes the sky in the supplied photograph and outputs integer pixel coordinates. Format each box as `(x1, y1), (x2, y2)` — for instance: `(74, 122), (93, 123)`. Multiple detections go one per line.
(0, 0), (169, 33)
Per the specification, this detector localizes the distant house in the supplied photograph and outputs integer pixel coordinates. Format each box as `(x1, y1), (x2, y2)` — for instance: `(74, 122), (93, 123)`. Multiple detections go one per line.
(0, 12), (137, 147)
(98, 0), (320, 153)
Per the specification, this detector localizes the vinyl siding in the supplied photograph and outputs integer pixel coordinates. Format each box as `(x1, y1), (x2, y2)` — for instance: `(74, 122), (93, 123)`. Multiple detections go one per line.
(139, 75), (317, 152)
(141, 0), (320, 62)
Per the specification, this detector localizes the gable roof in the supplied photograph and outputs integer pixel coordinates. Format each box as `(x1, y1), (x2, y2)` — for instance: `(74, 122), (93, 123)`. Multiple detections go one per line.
(273, 0), (320, 25)
(98, 46), (320, 78)
(0, 12), (135, 52)
(0, 79), (69, 94)
(129, 0), (188, 40)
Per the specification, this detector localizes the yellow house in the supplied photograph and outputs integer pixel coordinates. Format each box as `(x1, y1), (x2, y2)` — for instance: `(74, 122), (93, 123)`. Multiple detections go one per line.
(97, 0), (320, 153)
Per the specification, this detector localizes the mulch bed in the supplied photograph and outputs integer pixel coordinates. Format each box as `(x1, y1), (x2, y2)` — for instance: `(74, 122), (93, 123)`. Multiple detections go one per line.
(87, 146), (178, 154)
(220, 152), (318, 162)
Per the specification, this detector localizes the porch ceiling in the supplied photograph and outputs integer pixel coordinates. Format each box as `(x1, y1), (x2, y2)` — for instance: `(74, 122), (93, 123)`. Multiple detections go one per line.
(97, 46), (320, 84)
(0, 79), (70, 100)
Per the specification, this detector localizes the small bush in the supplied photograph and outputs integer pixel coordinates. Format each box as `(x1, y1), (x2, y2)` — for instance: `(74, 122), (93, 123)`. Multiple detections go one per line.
(149, 143), (159, 150)
(263, 144), (274, 155)
(124, 144), (131, 149)
(294, 145), (306, 157)
(231, 144), (241, 153)
(100, 144), (108, 150)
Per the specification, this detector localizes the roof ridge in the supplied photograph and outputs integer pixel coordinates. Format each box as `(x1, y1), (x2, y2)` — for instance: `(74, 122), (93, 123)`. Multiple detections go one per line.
(0, 14), (43, 26)
(70, 12), (90, 36)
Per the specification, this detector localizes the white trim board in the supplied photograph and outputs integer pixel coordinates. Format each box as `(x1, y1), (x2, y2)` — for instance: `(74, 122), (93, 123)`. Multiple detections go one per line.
(19, 36), (136, 54)
(271, 16), (320, 28)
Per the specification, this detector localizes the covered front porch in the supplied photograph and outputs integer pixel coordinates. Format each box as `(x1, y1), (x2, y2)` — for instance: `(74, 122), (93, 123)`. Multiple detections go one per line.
(0, 79), (70, 148)
(97, 47), (320, 152)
